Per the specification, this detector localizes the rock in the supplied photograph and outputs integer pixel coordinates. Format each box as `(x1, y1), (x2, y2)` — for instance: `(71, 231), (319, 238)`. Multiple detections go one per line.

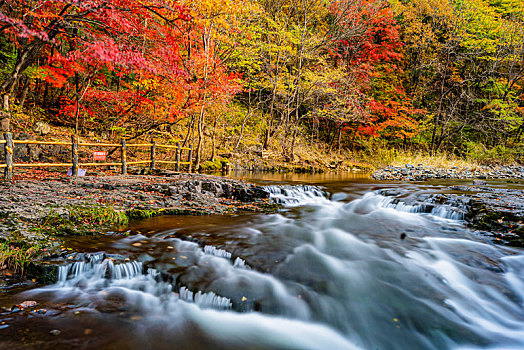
(102, 183), (116, 190)
(473, 180), (486, 186)
(49, 329), (61, 336)
(202, 181), (223, 196)
(28, 144), (42, 160)
(19, 300), (38, 309)
(10, 306), (21, 313)
(221, 183), (234, 198)
(33, 121), (51, 135)
(168, 186), (179, 196)
(372, 164), (524, 181)
(234, 186), (269, 202)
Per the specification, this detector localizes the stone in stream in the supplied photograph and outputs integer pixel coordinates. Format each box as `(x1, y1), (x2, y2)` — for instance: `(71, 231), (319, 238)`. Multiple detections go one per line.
(18, 301), (38, 309)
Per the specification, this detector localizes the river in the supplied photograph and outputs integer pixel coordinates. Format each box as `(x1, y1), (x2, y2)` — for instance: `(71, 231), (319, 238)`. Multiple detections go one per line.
(1, 173), (523, 349)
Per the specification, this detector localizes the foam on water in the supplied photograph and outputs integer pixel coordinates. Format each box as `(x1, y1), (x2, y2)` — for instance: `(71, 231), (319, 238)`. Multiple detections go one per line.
(374, 193), (466, 220)
(203, 245), (251, 269)
(264, 185), (326, 205)
(204, 245), (232, 259)
(179, 286), (233, 310)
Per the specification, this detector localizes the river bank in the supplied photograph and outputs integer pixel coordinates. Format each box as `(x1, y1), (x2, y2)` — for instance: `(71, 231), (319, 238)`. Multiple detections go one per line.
(0, 173), (274, 282)
(371, 164), (524, 181)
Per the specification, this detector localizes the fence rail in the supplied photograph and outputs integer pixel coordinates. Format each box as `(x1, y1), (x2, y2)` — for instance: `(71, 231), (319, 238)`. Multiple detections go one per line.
(1, 132), (193, 179)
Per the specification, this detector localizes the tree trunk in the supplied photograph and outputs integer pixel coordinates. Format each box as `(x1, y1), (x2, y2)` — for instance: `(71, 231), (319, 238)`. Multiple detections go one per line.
(290, 128), (298, 162)
(234, 110), (250, 151)
(210, 114), (218, 162)
(195, 102), (206, 171)
(0, 95), (10, 132)
(183, 115), (195, 147)
(18, 76), (30, 109)
(42, 81), (49, 107)
(337, 124), (342, 151)
(0, 37), (51, 131)
(263, 128), (270, 150)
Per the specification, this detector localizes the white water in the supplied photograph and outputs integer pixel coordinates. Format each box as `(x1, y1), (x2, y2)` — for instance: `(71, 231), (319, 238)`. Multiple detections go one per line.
(263, 185), (326, 205)
(18, 184), (524, 349)
(204, 245), (232, 259)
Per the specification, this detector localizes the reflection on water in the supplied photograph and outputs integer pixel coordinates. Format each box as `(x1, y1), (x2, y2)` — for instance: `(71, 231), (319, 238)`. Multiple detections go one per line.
(1, 174), (523, 349)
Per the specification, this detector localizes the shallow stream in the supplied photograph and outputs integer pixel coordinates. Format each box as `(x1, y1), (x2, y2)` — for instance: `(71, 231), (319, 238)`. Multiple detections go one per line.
(1, 173), (523, 349)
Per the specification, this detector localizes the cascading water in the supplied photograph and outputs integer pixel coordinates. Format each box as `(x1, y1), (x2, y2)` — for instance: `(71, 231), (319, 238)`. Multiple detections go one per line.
(263, 185), (326, 205)
(3, 181), (524, 350)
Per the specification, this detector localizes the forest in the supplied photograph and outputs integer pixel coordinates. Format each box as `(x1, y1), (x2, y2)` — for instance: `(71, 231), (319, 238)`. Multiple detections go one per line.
(0, 0), (523, 170)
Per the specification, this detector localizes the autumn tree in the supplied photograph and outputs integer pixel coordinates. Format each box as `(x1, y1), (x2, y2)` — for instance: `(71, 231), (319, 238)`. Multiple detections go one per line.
(391, 0), (524, 155)
(0, 0), (189, 132)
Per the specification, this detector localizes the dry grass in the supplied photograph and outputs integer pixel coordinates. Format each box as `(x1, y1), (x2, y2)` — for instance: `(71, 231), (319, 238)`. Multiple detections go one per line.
(389, 151), (482, 170)
(353, 145), (483, 170)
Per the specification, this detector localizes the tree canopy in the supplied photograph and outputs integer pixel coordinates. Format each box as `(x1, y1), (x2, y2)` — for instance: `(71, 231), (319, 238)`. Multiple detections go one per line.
(1, 0), (522, 165)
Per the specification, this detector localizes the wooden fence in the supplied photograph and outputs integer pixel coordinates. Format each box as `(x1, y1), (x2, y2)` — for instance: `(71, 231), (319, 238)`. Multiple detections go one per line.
(1, 133), (193, 180)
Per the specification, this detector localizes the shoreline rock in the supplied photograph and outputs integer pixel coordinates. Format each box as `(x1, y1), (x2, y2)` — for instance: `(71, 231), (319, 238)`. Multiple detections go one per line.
(0, 174), (276, 282)
(379, 185), (524, 247)
(452, 185), (524, 247)
(372, 164), (524, 181)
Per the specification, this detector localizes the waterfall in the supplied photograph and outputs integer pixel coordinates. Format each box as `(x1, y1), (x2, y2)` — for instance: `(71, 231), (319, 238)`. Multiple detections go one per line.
(264, 185), (326, 205)
(204, 245), (232, 259)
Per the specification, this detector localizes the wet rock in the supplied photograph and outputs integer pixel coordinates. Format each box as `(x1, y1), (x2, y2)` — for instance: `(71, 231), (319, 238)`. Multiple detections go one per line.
(234, 186), (269, 202)
(10, 306), (21, 313)
(380, 185), (524, 247)
(456, 186), (524, 247)
(201, 181), (223, 196)
(19, 300), (38, 308)
(221, 183), (234, 198)
(25, 262), (59, 284)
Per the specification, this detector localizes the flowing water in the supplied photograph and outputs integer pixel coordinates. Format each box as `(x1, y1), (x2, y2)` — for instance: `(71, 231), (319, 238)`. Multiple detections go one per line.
(1, 174), (524, 349)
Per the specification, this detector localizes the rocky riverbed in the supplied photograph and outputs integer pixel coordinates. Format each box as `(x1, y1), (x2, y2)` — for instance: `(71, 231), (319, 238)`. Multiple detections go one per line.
(372, 164), (524, 181)
(379, 183), (524, 247)
(453, 185), (524, 246)
(0, 174), (273, 236)
(371, 163), (524, 245)
(0, 173), (274, 282)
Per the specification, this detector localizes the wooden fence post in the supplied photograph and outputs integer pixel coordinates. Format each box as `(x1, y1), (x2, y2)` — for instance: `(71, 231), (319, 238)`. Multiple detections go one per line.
(176, 142), (181, 172)
(188, 145), (193, 173)
(121, 138), (127, 175)
(3, 132), (13, 180)
(71, 135), (78, 176)
(150, 141), (156, 170)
